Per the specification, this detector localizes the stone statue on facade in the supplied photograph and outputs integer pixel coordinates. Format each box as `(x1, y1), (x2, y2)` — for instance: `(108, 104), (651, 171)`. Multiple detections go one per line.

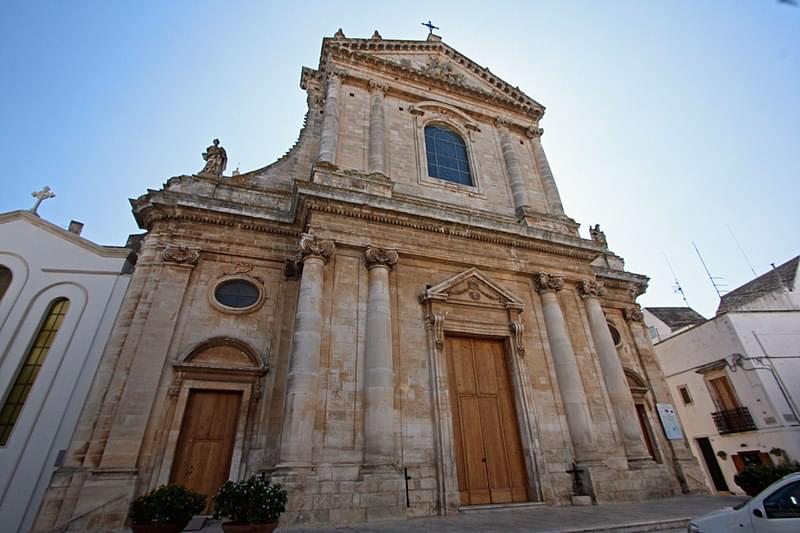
(590, 224), (608, 248)
(199, 138), (227, 177)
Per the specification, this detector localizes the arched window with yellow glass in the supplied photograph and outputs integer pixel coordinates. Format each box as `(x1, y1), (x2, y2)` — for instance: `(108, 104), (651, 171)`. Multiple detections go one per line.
(0, 298), (70, 445)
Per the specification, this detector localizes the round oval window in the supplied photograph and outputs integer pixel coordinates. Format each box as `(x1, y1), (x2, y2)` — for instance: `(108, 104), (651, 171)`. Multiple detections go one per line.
(214, 279), (260, 309)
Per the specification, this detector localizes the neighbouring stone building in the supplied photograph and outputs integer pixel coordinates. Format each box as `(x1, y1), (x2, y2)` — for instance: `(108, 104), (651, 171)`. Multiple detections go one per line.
(648, 256), (800, 495)
(34, 31), (706, 530)
(0, 209), (131, 533)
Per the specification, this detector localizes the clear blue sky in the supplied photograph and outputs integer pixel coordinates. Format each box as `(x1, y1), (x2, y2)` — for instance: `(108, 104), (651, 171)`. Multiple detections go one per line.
(1, 1), (798, 318)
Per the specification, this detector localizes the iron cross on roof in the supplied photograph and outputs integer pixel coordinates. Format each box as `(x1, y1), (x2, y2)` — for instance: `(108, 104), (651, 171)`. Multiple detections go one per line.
(421, 20), (439, 35)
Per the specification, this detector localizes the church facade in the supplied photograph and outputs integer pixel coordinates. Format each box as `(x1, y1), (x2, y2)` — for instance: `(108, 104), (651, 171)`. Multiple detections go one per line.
(34, 31), (706, 530)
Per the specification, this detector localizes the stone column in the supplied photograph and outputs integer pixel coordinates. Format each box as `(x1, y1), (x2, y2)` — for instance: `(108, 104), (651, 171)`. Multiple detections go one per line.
(278, 233), (334, 467)
(363, 245), (399, 466)
(496, 118), (530, 216)
(527, 127), (565, 216)
(318, 72), (342, 166)
(367, 80), (387, 175)
(579, 281), (651, 461)
(534, 273), (594, 459)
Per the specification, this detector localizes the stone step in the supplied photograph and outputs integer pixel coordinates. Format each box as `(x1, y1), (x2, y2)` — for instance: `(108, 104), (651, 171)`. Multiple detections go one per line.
(459, 501), (546, 513)
(558, 517), (690, 533)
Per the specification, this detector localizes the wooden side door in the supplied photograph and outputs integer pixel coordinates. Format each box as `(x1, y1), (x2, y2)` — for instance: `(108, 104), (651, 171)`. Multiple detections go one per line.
(446, 336), (529, 506)
(170, 390), (242, 511)
(708, 376), (739, 411)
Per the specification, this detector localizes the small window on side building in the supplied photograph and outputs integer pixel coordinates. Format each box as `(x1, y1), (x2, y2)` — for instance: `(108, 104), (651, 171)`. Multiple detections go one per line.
(678, 385), (692, 405)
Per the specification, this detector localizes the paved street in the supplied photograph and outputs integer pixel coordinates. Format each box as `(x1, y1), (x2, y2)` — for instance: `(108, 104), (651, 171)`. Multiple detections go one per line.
(194, 494), (745, 533)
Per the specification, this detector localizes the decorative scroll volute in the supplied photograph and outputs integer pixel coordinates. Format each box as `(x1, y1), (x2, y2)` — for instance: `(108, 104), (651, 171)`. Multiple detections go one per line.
(365, 244), (399, 271)
(426, 313), (446, 350)
(162, 246), (200, 265)
(368, 79), (388, 94)
(511, 320), (525, 357)
(525, 126), (543, 138)
(577, 279), (607, 299)
(298, 232), (335, 263)
(533, 272), (564, 294)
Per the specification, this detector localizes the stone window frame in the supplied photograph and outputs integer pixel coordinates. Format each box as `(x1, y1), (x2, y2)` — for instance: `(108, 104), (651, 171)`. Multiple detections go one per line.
(208, 274), (266, 315)
(410, 101), (487, 198)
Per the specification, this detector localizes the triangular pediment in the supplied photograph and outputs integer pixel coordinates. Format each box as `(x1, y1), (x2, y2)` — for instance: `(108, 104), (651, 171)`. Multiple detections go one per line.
(423, 267), (524, 309)
(322, 36), (544, 119)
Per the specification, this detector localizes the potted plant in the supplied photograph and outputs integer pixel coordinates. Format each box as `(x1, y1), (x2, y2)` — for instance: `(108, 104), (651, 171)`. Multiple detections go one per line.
(213, 476), (288, 532)
(734, 460), (800, 496)
(129, 484), (206, 533)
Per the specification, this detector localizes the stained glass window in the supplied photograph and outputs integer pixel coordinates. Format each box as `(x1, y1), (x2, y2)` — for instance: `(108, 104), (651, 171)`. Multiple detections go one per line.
(0, 298), (70, 445)
(425, 125), (473, 186)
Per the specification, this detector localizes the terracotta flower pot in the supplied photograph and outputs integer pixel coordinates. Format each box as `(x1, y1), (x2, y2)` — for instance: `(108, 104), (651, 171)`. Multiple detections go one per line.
(221, 523), (278, 533)
(130, 524), (187, 533)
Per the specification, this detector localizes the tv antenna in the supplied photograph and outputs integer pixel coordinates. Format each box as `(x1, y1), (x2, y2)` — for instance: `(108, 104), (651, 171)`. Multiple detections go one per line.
(663, 253), (690, 307)
(692, 242), (728, 298)
(727, 224), (758, 278)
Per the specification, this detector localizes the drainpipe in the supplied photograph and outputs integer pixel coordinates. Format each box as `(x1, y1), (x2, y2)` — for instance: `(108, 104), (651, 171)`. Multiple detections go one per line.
(731, 337), (800, 427)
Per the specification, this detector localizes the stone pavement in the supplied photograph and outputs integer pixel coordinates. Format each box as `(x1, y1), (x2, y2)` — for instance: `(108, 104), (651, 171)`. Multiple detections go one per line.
(193, 494), (746, 533)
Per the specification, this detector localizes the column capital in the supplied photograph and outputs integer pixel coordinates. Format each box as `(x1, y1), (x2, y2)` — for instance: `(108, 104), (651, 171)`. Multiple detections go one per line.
(326, 69), (345, 83)
(624, 304), (644, 323)
(368, 79), (388, 94)
(365, 244), (398, 271)
(534, 272), (564, 294)
(162, 245), (200, 266)
(526, 126), (544, 138)
(577, 279), (607, 299)
(298, 232), (335, 263)
(495, 117), (512, 130)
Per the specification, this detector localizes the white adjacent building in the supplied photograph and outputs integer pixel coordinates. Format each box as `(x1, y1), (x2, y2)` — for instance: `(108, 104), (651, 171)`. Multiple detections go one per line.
(0, 210), (132, 533)
(648, 256), (800, 495)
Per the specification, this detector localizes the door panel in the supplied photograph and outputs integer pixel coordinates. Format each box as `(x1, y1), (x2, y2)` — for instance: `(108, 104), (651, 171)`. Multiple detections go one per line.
(446, 336), (530, 506)
(170, 390), (242, 511)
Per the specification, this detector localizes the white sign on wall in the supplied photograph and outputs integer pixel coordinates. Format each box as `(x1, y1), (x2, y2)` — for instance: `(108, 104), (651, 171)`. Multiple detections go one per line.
(656, 403), (684, 440)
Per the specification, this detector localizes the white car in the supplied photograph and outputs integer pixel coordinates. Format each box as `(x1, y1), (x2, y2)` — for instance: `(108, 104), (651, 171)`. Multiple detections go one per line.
(688, 472), (800, 533)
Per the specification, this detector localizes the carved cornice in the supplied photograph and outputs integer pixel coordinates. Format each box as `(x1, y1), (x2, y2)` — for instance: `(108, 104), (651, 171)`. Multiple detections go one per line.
(299, 195), (592, 262)
(365, 244), (399, 270)
(533, 272), (564, 294)
(624, 305), (644, 323)
(577, 279), (607, 299)
(162, 246), (200, 265)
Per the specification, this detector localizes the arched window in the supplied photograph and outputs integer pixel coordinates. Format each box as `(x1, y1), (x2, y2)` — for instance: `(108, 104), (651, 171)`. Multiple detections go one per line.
(0, 298), (70, 445)
(424, 125), (473, 186)
(0, 266), (10, 303)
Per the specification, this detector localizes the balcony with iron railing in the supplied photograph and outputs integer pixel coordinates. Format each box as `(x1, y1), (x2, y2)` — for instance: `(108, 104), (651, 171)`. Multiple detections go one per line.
(711, 406), (757, 434)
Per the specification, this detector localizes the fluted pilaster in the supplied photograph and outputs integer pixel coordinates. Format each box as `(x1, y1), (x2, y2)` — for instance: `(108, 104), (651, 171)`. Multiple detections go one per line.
(527, 127), (565, 216)
(368, 80), (387, 175)
(318, 72), (342, 166)
(496, 118), (530, 216)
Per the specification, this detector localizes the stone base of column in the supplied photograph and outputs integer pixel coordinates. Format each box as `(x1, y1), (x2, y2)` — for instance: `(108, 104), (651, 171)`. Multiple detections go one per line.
(627, 455), (659, 469)
(359, 465), (406, 522)
(582, 461), (683, 504)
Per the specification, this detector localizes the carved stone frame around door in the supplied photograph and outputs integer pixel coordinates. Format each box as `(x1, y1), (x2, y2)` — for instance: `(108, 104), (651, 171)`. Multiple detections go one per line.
(419, 268), (543, 514)
(152, 339), (268, 491)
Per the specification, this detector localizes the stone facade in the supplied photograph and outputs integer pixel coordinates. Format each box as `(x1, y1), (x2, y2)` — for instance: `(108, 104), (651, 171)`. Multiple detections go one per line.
(33, 32), (706, 531)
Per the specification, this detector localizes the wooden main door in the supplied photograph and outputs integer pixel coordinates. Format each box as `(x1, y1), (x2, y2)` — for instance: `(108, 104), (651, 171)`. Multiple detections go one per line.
(445, 336), (529, 505)
(170, 390), (242, 511)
